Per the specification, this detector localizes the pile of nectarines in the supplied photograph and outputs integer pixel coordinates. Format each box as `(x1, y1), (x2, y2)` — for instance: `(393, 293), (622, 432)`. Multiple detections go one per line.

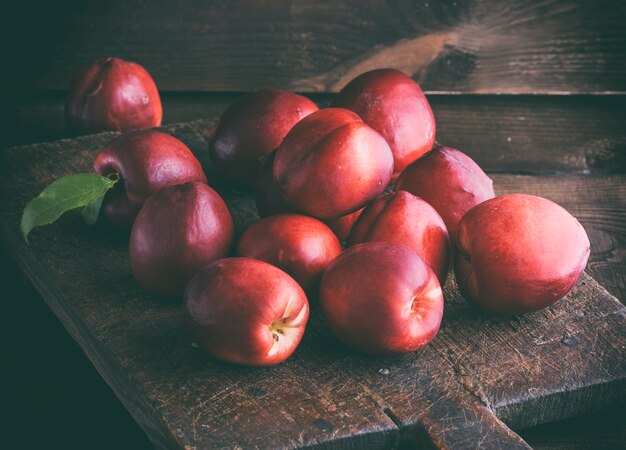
(29, 61), (590, 367)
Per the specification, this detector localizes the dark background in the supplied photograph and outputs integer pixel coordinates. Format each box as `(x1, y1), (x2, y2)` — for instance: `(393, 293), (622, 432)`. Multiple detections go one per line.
(1, 1), (625, 448)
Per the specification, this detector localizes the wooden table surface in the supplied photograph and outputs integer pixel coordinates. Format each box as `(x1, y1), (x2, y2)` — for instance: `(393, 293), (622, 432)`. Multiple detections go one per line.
(1, 1), (625, 448)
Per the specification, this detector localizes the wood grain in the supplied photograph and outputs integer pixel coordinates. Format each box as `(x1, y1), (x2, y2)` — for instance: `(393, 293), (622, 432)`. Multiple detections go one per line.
(2, 93), (625, 177)
(0, 121), (624, 449)
(1, 0), (625, 93)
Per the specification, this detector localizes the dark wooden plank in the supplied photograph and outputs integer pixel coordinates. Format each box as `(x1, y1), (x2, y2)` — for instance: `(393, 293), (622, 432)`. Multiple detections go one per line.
(434, 96), (626, 175)
(0, 130), (399, 449)
(2, 93), (625, 176)
(3, 244), (621, 450)
(349, 272), (626, 447)
(519, 404), (626, 450)
(0, 245), (153, 450)
(0, 122), (625, 449)
(444, 274), (625, 429)
(1, 0), (625, 93)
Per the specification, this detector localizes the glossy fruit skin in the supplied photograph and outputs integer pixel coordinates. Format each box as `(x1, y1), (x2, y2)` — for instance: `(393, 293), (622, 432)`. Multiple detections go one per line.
(255, 150), (362, 242)
(129, 182), (233, 298)
(66, 57), (162, 134)
(332, 68), (436, 180)
(319, 242), (443, 355)
(323, 207), (364, 242)
(184, 257), (309, 366)
(236, 214), (342, 293)
(396, 146), (495, 238)
(93, 130), (207, 229)
(348, 191), (450, 284)
(209, 90), (318, 187)
(274, 108), (393, 220)
(255, 149), (292, 217)
(455, 194), (590, 315)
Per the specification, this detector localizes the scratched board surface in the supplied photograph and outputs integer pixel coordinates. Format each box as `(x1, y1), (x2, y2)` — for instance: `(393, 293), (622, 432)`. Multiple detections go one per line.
(0, 121), (624, 449)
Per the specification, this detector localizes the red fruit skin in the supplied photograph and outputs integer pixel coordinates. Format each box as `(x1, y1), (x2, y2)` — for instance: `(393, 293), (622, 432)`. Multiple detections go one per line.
(319, 242), (443, 355)
(396, 146), (495, 239)
(209, 90), (318, 187)
(66, 57), (162, 134)
(129, 182), (234, 298)
(236, 214), (342, 293)
(274, 108), (393, 220)
(184, 257), (309, 366)
(100, 187), (143, 229)
(348, 191), (450, 284)
(323, 207), (364, 242)
(93, 130), (207, 229)
(255, 149), (293, 217)
(332, 69), (436, 180)
(255, 151), (362, 242)
(455, 194), (591, 315)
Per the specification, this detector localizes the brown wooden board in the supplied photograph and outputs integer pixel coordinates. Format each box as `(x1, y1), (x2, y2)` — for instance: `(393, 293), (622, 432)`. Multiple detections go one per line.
(0, 122), (625, 449)
(2, 93), (625, 176)
(2, 0), (626, 94)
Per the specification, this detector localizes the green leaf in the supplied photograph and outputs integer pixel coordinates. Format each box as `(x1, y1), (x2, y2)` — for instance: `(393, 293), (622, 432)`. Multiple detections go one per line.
(81, 194), (106, 225)
(21, 173), (119, 243)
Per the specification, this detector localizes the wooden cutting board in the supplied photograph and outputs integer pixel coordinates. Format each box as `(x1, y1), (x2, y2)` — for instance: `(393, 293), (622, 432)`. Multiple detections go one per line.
(1, 120), (624, 449)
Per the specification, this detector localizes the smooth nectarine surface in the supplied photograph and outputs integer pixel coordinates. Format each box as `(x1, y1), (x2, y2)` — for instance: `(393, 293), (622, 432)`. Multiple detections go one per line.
(323, 207), (364, 242)
(255, 149), (293, 217)
(66, 57), (162, 134)
(348, 191), (450, 284)
(94, 130), (206, 229)
(320, 242), (443, 355)
(396, 146), (494, 238)
(184, 257), (309, 366)
(332, 68), (436, 179)
(209, 89), (318, 187)
(455, 194), (590, 314)
(129, 182), (233, 297)
(274, 108), (393, 219)
(236, 214), (342, 293)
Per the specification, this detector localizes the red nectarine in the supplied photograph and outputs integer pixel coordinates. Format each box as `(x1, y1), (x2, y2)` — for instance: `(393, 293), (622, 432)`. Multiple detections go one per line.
(209, 90), (318, 187)
(332, 69), (436, 180)
(66, 57), (162, 134)
(93, 130), (207, 229)
(455, 194), (590, 314)
(184, 257), (309, 366)
(274, 108), (393, 219)
(348, 191), (450, 284)
(129, 182), (233, 297)
(236, 214), (342, 293)
(320, 242), (443, 355)
(396, 146), (494, 238)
